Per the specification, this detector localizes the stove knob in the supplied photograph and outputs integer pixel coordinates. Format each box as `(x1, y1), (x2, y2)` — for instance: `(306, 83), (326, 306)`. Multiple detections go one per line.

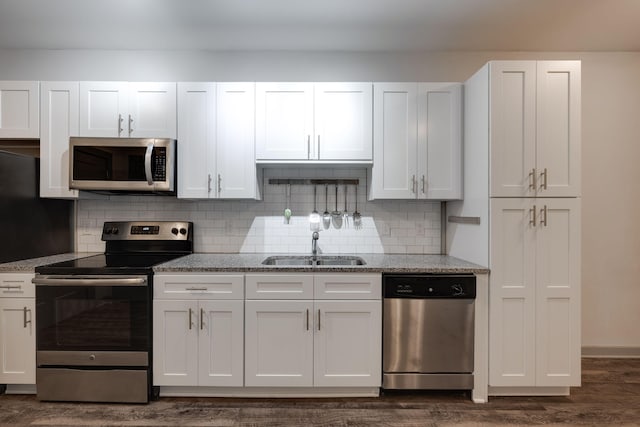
(179, 228), (187, 235)
(171, 227), (179, 235)
(104, 228), (112, 235)
(112, 227), (119, 235)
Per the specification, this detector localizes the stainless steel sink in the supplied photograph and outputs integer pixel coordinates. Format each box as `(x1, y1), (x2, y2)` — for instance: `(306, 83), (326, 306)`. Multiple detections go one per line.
(261, 255), (366, 266)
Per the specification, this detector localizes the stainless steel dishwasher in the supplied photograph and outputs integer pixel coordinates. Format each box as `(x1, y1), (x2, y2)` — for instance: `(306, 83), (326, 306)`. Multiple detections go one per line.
(382, 274), (476, 390)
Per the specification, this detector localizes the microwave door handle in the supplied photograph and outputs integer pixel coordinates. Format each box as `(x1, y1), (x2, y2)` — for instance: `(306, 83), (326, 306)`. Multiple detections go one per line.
(145, 142), (154, 185)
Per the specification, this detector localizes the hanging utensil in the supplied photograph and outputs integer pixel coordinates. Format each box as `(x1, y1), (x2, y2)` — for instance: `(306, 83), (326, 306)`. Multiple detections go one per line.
(331, 184), (343, 229)
(353, 184), (362, 229)
(342, 185), (349, 228)
(284, 184), (292, 224)
(323, 184), (331, 230)
(309, 185), (320, 231)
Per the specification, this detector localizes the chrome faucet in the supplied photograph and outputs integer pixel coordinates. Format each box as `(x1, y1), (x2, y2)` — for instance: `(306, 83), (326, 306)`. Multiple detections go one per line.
(311, 231), (319, 258)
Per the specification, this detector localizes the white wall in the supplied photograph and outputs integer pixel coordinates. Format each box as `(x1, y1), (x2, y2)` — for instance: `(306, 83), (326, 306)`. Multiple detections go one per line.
(1, 48), (638, 349)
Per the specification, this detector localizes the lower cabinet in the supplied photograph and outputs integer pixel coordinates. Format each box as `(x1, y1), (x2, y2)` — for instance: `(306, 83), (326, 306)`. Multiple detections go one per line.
(153, 274), (244, 387)
(244, 273), (382, 388)
(0, 274), (36, 385)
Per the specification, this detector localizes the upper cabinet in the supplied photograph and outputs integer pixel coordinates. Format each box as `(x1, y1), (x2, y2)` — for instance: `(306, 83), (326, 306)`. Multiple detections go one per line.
(370, 82), (462, 200)
(177, 82), (257, 199)
(79, 82), (177, 139)
(40, 81), (79, 199)
(490, 61), (581, 197)
(0, 81), (39, 139)
(255, 82), (373, 162)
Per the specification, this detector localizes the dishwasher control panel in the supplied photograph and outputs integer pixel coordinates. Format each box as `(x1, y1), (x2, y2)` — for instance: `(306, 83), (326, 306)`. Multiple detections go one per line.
(383, 274), (476, 298)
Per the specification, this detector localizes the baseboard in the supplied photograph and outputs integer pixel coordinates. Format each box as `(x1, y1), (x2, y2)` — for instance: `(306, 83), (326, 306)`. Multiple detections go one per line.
(582, 346), (640, 358)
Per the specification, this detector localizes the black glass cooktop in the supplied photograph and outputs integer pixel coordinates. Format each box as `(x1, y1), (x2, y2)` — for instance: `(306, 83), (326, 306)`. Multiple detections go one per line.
(35, 253), (187, 275)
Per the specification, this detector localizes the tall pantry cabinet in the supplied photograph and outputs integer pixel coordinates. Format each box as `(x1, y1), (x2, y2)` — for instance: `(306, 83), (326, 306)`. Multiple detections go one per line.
(447, 60), (581, 395)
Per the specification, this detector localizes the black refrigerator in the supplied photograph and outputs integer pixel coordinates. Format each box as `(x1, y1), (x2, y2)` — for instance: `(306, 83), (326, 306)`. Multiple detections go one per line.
(0, 150), (74, 263)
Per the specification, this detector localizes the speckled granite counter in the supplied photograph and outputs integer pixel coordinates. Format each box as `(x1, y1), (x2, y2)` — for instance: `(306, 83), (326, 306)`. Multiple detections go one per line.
(154, 254), (489, 274)
(0, 253), (99, 273)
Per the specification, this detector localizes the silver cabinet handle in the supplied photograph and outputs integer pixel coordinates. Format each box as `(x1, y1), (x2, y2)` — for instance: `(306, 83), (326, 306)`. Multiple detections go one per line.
(540, 168), (548, 191)
(421, 175), (426, 194)
(186, 287), (207, 291)
(128, 114), (134, 135)
(144, 142), (154, 185)
(0, 285), (22, 290)
(411, 175), (416, 194)
(306, 309), (309, 331)
(200, 308), (204, 330)
(218, 174), (222, 194)
(208, 174), (212, 194)
(307, 135), (311, 159)
(23, 307), (31, 328)
(540, 205), (548, 227)
(528, 168), (537, 191)
(317, 309), (321, 331)
(529, 204), (537, 227)
(317, 135), (321, 159)
(188, 308), (194, 330)
(118, 114), (124, 136)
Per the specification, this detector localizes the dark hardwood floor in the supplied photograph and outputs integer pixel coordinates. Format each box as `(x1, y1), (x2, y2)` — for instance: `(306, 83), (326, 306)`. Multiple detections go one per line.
(1, 358), (639, 426)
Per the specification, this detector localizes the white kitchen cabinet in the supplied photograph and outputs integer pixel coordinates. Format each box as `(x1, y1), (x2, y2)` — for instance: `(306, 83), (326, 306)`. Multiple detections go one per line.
(244, 273), (381, 388)
(490, 61), (580, 197)
(255, 82), (372, 162)
(177, 82), (256, 199)
(489, 198), (581, 387)
(0, 274), (36, 385)
(0, 81), (39, 139)
(371, 82), (462, 200)
(79, 82), (176, 138)
(153, 274), (244, 387)
(39, 81), (79, 199)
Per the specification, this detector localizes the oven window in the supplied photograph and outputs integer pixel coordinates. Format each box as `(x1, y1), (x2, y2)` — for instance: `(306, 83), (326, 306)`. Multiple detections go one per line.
(36, 285), (150, 352)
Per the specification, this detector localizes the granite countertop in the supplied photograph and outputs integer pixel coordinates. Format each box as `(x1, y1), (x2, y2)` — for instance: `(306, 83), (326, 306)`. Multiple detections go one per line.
(0, 253), (99, 273)
(154, 253), (489, 274)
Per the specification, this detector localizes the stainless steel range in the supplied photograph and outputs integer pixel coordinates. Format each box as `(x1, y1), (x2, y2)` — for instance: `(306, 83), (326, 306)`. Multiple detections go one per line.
(32, 221), (193, 403)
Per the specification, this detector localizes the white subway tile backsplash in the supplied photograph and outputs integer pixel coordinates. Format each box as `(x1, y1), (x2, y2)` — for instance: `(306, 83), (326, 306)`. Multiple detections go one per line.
(76, 168), (442, 254)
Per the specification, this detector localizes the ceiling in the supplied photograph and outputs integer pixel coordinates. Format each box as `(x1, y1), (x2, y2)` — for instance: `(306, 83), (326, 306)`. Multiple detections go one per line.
(0, 0), (639, 52)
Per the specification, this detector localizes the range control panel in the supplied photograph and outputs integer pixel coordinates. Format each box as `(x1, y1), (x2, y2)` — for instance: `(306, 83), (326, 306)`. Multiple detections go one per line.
(383, 274), (476, 299)
(101, 221), (192, 241)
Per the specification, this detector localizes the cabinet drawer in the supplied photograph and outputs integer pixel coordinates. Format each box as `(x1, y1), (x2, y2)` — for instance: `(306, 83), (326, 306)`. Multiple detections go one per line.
(0, 274), (35, 298)
(154, 274), (244, 300)
(245, 274), (314, 299)
(314, 274), (381, 300)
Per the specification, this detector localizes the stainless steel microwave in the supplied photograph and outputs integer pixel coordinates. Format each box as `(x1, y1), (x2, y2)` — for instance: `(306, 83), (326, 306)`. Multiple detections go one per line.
(69, 137), (176, 193)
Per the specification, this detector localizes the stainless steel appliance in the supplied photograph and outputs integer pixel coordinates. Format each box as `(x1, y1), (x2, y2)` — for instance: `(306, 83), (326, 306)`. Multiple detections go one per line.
(69, 137), (176, 193)
(33, 221), (193, 403)
(382, 274), (476, 390)
(0, 150), (73, 263)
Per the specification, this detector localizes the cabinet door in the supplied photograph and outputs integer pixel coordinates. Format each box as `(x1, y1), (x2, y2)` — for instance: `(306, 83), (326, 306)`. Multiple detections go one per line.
(417, 83), (462, 200)
(489, 198), (536, 386)
(79, 81), (128, 137)
(536, 61), (581, 197)
(128, 82), (177, 138)
(255, 83), (314, 160)
(371, 83), (418, 199)
(489, 62), (536, 197)
(198, 300), (244, 387)
(40, 81), (79, 199)
(152, 300), (198, 386)
(244, 300), (313, 387)
(0, 81), (39, 139)
(314, 301), (381, 387)
(177, 82), (216, 199)
(216, 82), (257, 199)
(314, 83), (372, 160)
(0, 298), (35, 384)
(535, 199), (581, 386)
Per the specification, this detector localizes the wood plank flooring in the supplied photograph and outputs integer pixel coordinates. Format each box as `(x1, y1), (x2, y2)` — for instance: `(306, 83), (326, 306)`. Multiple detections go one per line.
(1, 358), (638, 426)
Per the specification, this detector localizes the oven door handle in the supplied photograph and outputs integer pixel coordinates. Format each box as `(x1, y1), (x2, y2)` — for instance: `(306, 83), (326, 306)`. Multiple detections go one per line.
(32, 277), (147, 286)
(145, 141), (154, 186)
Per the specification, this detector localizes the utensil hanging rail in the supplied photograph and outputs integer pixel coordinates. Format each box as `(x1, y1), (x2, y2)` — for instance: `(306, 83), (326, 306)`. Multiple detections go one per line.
(268, 179), (359, 186)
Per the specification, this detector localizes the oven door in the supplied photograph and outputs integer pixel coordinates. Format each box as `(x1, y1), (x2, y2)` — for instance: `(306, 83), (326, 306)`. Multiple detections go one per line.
(69, 137), (175, 192)
(34, 275), (151, 353)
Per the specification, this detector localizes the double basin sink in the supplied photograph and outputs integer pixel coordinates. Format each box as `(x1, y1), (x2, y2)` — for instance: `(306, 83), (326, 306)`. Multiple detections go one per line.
(262, 255), (366, 266)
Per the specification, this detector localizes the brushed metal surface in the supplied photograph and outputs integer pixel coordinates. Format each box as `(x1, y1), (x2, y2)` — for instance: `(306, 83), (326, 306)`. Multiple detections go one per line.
(383, 298), (474, 373)
(36, 368), (148, 403)
(37, 351), (148, 367)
